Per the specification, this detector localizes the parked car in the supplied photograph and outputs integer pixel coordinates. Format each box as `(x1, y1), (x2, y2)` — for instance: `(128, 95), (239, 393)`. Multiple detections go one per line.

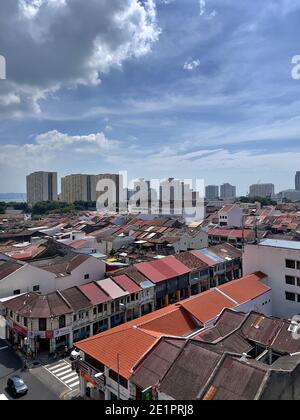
(69, 347), (81, 361)
(7, 376), (28, 398)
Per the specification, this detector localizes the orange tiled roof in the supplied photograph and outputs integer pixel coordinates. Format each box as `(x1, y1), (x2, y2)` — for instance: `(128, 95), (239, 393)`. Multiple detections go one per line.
(76, 272), (270, 379)
(180, 289), (236, 324)
(217, 272), (269, 304)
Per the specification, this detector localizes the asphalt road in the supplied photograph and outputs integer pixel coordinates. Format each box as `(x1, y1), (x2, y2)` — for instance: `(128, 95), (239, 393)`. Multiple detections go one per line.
(0, 339), (62, 400)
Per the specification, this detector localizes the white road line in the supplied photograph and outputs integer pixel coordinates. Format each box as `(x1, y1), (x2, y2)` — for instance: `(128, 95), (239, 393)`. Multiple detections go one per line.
(44, 361), (66, 370)
(69, 380), (80, 388)
(43, 365), (72, 390)
(51, 366), (70, 375)
(0, 346), (8, 351)
(56, 369), (72, 378)
(65, 376), (79, 384)
(60, 372), (77, 381)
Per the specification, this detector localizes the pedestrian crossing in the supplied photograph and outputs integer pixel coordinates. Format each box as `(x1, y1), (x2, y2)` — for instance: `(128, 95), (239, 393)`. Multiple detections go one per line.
(44, 360), (79, 390)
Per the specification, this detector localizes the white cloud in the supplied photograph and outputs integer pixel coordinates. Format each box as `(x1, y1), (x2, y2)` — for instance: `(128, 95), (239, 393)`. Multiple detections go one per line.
(183, 59), (201, 71)
(0, 0), (161, 116)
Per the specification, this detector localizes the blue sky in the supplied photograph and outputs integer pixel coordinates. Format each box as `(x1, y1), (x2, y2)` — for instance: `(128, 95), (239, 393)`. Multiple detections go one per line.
(0, 0), (300, 195)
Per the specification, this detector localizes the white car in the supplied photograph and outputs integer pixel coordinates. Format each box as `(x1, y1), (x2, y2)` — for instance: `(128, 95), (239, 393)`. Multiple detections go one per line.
(70, 348), (81, 361)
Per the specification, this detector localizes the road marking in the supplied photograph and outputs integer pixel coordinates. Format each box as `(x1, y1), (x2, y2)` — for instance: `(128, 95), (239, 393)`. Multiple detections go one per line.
(0, 346), (8, 351)
(68, 380), (80, 388)
(43, 360), (79, 391)
(60, 372), (77, 381)
(52, 366), (70, 375)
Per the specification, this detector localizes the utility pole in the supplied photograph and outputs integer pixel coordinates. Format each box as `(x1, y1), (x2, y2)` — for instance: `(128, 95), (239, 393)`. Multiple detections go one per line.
(117, 353), (120, 400)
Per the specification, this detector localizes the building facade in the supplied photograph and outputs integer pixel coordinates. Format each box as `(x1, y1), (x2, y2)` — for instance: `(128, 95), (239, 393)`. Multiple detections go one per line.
(205, 185), (219, 200)
(243, 239), (300, 319)
(220, 183), (236, 199)
(249, 183), (275, 199)
(26, 172), (58, 205)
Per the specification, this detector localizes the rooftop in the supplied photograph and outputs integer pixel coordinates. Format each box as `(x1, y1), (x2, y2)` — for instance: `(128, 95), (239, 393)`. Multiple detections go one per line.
(259, 238), (300, 251)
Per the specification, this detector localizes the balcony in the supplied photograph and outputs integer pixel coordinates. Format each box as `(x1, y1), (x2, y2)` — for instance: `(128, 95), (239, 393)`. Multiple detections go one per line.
(75, 359), (106, 391)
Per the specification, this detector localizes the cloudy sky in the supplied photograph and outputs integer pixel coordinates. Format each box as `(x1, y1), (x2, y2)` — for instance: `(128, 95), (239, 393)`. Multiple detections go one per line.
(0, 0), (300, 195)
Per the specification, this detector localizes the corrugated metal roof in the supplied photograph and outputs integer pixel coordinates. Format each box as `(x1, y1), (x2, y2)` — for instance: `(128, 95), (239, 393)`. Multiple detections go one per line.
(113, 275), (142, 294)
(97, 278), (129, 300)
(79, 282), (111, 305)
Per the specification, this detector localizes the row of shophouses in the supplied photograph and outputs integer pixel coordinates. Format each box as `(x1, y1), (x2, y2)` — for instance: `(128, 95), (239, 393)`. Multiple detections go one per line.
(0, 243), (241, 355)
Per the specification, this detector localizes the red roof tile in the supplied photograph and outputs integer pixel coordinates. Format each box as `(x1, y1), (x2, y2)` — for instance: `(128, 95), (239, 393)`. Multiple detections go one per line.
(113, 275), (142, 294)
(79, 282), (111, 306)
(217, 272), (269, 304)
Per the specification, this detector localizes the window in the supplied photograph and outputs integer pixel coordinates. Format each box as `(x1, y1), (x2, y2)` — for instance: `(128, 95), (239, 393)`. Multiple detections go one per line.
(24, 318), (28, 327)
(33, 285), (40, 292)
(73, 314), (77, 322)
(286, 276), (296, 286)
(297, 278), (300, 287)
(13, 290), (21, 296)
(286, 292), (296, 302)
(84, 274), (90, 280)
(286, 259), (296, 269)
(16, 315), (20, 323)
(98, 304), (103, 313)
(298, 295), (300, 303)
(104, 304), (107, 312)
(59, 315), (66, 329)
(109, 370), (128, 389)
(93, 307), (97, 315)
(39, 318), (47, 331)
(297, 262), (300, 270)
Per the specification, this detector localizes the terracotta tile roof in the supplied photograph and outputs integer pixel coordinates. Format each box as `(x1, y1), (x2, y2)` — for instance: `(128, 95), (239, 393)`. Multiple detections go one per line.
(112, 275), (142, 294)
(76, 304), (197, 379)
(76, 273), (270, 379)
(217, 272), (269, 304)
(139, 307), (198, 337)
(180, 290), (236, 324)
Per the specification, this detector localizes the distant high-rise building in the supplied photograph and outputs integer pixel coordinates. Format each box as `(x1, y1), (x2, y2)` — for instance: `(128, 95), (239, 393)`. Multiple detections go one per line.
(205, 185), (219, 200)
(61, 173), (122, 211)
(61, 174), (95, 204)
(26, 172), (58, 206)
(295, 172), (300, 191)
(249, 183), (275, 199)
(220, 183), (236, 199)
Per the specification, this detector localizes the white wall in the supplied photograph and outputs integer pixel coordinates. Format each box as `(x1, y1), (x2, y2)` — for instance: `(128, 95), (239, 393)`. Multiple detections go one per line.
(235, 290), (272, 317)
(0, 264), (56, 298)
(54, 256), (106, 291)
(243, 244), (300, 319)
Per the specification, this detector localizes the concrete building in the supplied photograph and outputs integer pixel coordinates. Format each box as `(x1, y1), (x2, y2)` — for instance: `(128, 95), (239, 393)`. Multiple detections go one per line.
(276, 189), (300, 203)
(249, 183), (275, 199)
(0, 251), (106, 299)
(295, 172), (300, 192)
(61, 174), (97, 203)
(243, 239), (300, 319)
(220, 183), (236, 199)
(26, 172), (58, 205)
(205, 185), (219, 200)
(218, 204), (243, 228)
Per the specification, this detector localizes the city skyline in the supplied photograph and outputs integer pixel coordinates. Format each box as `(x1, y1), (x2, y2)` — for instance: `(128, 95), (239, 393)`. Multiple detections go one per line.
(0, 1), (300, 195)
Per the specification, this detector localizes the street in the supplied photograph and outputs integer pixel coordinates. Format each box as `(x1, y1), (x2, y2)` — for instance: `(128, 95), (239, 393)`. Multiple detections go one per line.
(0, 339), (71, 400)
